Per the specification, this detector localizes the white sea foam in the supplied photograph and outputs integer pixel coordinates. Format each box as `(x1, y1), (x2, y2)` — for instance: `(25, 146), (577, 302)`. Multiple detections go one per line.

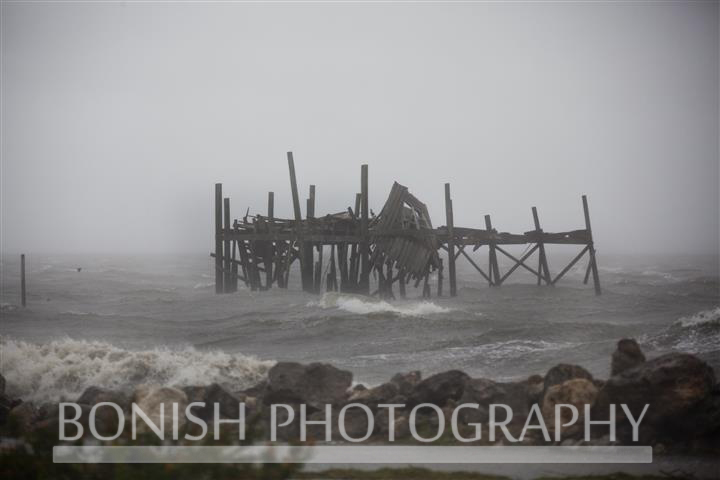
(640, 269), (678, 282)
(307, 293), (453, 317)
(453, 339), (577, 360)
(675, 306), (720, 328)
(0, 337), (274, 404)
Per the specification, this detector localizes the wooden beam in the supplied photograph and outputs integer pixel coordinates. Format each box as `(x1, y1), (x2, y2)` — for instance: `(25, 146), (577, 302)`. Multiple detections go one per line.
(445, 183), (457, 296)
(458, 246), (493, 284)
(497, 244), (539, 285)
(552, 245), (590, 285)
(496, 245), (541, 280)
(214, 183), (224, 294)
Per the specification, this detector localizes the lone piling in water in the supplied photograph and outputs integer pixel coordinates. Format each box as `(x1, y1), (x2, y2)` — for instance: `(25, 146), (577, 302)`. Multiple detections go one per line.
(20, 254), (26, 307)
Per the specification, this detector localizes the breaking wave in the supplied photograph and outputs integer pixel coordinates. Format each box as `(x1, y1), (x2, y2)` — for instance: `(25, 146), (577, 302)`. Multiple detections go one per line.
(307, 292), (453, 317)
(640, 307), (720, 355)
(675, 307), (720, 328)
(0, 337), (274, 404)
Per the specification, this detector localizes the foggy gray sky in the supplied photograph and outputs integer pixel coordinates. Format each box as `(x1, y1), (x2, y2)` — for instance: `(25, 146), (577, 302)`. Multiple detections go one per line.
(1, 1), (718, 255)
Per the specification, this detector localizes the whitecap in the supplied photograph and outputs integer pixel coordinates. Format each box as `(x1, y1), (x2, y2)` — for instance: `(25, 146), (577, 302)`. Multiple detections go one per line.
(307, 292), (453, 317)
(675, 306), (720, 328)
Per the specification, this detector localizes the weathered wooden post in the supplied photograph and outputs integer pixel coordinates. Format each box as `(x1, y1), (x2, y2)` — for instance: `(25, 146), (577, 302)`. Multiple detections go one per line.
(484, 215), (500, 286)
(582, 195), (601, 295)
(214, 183), (224, 294)
(337, 243), (348, 292)
(305, 185), (316, 292)
(314, 244), (323, 294)
(223, 198), (235, 292)
(398, 269), (406, 298)
(20, 254), (26, 307)
(359, 165), (370, 295)
(231, 239), (238, 291)
(266, 192), (275, 290)
(444, 183), (457, 296)
(327, 244), (338, 292)
(422, 272), (431, 298)
(348, 193), (362, 290)
(437, 258), (444, 297)
(532, 207), (552, 285)
(386, 259), (395, 299)
(287, 152), (309, 292)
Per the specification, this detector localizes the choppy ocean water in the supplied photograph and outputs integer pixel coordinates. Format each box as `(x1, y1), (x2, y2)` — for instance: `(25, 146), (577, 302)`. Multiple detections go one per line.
(1, 252), (718, 404)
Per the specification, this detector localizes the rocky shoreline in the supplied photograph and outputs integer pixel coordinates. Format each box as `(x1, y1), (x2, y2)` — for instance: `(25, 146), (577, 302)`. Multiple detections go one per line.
(1, 339), (718, 454)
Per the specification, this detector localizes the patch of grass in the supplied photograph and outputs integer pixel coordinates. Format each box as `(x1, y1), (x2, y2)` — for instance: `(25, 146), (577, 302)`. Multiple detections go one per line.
(295, 467), (509, 480)
(298, 469), (697, 480)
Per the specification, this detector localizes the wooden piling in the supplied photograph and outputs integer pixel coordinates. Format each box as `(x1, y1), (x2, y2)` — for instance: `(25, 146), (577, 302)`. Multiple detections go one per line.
(444, 183), (457, 296)
(307, 185), (316, 218)
(287, 152), (309, 292)
(20, 254), (26, 307)
(223, 198), (235, 292)
(437, 258), (444, 297)
(231, 239), (238, 291)
(582, 195), (601, 295)
(422, 272), (431, 298)
(386, 260), (395, 299)
(484, 215), (500, 286)
(288, 152), (302, 223)
(338, 243), (348, 292)
(359, 165), (370, 294)
(532, 207), (552, 285)
(327, 244), (338, 292)
(304, 185), (316, 292)
(266, 192), (275, 289)
(314, 244), (323, 294)
(214, 183), (224, 294)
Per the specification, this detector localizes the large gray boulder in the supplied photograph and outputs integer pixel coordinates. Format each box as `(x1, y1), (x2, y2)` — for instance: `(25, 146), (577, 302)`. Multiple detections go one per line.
(182, 383), (246, 421)
(77, 386), (131, 411)
(543, 364), (593, 396)
(594, 353), (716, 442)
(611, 339), (646, 376)
(457, 378), (532, 425)
(264, 362), (353, 407)
(390, 371), (422, 396)
(408, 370), (470, 407)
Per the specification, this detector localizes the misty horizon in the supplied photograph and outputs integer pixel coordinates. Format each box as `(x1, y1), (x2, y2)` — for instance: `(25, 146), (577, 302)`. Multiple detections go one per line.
(1, 2), (718, 256)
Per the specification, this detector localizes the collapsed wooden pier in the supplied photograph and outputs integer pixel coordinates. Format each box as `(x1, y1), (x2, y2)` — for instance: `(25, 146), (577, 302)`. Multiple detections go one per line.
(212, 152), (601, 298)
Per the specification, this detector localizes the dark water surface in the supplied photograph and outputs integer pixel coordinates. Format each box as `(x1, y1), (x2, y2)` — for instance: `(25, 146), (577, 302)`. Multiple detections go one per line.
(1, 252), (718, 403)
